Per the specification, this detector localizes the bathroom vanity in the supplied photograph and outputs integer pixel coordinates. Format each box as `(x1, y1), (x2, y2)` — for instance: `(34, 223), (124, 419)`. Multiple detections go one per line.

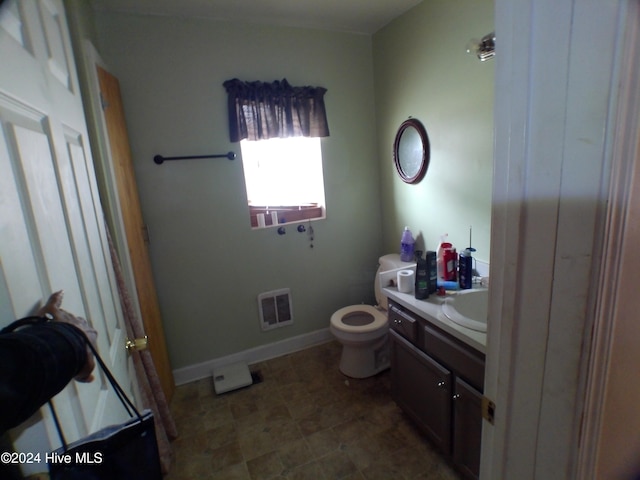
(385, 288), (486, 480)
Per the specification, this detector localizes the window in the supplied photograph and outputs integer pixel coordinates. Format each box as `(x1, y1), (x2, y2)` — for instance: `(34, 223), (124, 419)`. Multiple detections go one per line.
(240, 137), (326, 228)
(223, 78), (330, 228)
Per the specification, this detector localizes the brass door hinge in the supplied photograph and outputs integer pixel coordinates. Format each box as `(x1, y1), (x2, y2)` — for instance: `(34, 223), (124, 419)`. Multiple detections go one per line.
(482, 396), (496, 425)
(99, 91), (109, 110)
(142, 225), (151, 244)
(125, 335), (148, 352)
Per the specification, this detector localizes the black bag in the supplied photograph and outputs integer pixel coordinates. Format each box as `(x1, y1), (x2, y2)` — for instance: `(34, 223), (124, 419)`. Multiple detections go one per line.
(47, 325), (162, 480)
(48, 410), (159, 480)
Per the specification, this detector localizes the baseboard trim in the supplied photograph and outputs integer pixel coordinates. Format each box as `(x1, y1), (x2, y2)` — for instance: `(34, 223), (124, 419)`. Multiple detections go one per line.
(172, 328), (334, 386)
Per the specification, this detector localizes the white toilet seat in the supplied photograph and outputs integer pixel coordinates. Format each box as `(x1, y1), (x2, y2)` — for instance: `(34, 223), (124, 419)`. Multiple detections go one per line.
(329, 253), (412, 378)
(330, 304), (387, 334)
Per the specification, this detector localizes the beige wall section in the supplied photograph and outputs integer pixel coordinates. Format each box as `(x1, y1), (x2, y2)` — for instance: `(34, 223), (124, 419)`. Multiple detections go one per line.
(374, 0), (494, 261)
(91, 13), (382, 369)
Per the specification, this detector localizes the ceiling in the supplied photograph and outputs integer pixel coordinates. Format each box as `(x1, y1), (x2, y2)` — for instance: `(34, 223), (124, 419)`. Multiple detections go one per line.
(90, 0), (424, 35)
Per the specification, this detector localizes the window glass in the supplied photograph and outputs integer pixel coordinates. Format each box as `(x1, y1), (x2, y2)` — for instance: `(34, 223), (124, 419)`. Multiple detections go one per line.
(240, 137), (326, 227)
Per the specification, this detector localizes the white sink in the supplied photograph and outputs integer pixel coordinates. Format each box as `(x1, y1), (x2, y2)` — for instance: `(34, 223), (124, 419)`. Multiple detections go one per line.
(441, 289), (488, 332)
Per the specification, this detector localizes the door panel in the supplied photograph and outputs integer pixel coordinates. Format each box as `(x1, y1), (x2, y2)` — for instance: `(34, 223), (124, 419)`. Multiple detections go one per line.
(37, 0), (72, 91)
(0, 0), (135, 473)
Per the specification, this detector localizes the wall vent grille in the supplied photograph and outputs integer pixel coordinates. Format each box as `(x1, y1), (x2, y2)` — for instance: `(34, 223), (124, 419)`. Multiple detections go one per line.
(258, 288), (293, 331)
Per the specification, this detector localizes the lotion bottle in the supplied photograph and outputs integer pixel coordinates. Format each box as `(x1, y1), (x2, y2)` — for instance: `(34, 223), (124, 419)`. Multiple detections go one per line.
(437, 234), (452, 280)
(400, 227), (415, 262)
(444, 245), (457, 281)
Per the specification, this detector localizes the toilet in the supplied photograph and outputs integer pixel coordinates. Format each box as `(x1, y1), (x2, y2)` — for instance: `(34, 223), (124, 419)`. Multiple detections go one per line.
(330, 254), (411, 378)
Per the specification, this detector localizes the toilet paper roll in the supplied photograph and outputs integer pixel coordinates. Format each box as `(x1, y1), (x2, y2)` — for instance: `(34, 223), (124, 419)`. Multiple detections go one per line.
(257, 213), (266, 228)
(397, 270), (415, 293)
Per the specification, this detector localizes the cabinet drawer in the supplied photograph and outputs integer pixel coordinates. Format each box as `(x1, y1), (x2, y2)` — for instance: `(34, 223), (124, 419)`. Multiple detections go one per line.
(388, 303), (418, 344)
(422, 323), (485, 391)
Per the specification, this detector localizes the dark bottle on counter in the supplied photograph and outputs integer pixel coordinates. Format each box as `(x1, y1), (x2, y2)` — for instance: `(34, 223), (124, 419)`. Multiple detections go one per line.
(458, 247), (475, 289)
(426, 250), (437, 294)
(414, 250), (429, 299)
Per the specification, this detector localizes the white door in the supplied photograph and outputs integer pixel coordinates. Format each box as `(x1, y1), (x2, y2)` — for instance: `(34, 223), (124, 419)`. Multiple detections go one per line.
(0, 0), (135, 474)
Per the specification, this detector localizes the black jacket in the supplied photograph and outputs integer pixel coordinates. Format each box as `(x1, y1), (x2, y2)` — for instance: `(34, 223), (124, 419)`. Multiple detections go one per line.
(0, 321), (88, 433)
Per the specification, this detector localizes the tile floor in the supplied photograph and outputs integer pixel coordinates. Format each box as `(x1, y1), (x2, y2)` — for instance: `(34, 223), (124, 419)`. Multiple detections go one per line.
(166, 341), (461, 480)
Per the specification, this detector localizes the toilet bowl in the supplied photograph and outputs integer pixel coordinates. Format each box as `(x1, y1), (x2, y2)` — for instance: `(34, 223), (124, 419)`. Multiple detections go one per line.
(330, 254), (412, 378)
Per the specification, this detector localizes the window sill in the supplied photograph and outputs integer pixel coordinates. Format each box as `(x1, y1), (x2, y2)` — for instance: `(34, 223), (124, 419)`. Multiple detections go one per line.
(249, 205), (324, 228)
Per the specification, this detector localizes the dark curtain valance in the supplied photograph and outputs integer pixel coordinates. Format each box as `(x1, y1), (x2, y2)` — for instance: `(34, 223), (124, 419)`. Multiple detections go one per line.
(223, 78), (330, 142)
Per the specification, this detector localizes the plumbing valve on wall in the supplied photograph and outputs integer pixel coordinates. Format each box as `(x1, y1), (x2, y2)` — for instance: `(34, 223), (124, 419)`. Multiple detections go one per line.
(277, 222), (315, 248)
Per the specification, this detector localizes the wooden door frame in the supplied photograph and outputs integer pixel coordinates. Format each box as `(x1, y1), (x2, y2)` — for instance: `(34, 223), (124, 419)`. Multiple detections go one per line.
(69, 37), (163, 405)
(79, 40), (145, 356)
(78, 40), (175, 400)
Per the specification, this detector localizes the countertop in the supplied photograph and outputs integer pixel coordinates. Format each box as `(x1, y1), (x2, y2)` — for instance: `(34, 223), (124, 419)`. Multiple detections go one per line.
(384, 287), (487, 354)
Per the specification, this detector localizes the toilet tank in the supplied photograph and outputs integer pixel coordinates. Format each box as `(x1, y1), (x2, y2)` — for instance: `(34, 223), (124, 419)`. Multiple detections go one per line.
(375, 253), (414, 309)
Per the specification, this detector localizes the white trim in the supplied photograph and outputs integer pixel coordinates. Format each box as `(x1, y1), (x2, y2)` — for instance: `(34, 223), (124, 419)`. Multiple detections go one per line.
(485, 0), (624, 478)
(482, 0), (532, 476)
(576, 1), (640, 476)
(172, 328), (334, 386)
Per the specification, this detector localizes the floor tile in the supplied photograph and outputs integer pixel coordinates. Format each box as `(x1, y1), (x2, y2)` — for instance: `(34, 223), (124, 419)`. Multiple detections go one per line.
(167, 341), (462, 480)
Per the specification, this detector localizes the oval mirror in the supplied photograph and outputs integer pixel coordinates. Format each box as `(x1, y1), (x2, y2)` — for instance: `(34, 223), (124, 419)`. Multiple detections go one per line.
(393, 118), (430, 184)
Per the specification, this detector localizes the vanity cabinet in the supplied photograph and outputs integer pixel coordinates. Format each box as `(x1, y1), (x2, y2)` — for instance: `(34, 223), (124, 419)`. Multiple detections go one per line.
(388, 301), (485, 480)
(390, 330), (452, 453)
(452, 377), (483, 478)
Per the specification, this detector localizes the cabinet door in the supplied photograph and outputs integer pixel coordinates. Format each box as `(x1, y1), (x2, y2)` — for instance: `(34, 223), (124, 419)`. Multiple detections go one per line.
(390, 330), (452, 454)
(453, 377), (483, 479)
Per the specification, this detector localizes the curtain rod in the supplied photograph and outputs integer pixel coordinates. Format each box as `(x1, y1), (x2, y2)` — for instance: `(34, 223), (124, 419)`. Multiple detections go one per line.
(153, 151), (236, 164)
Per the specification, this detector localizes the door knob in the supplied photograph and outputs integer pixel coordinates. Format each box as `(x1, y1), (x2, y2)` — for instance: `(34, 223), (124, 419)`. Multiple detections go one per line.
(125, 335), (148, 352)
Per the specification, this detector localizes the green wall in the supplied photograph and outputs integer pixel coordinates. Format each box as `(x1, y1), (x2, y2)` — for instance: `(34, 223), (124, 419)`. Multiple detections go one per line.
(93, 13), (383, 369)
(89, 0), (494, 371)
(374, 0), (494, 262)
